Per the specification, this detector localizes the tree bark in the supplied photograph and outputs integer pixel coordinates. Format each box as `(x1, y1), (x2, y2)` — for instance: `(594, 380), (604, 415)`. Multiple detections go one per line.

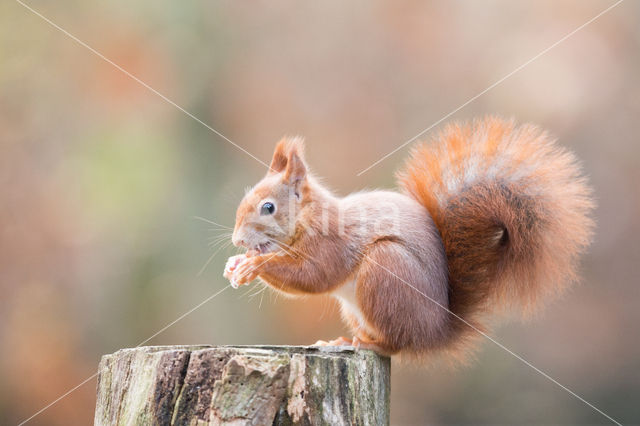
(94, 345), (390, 425)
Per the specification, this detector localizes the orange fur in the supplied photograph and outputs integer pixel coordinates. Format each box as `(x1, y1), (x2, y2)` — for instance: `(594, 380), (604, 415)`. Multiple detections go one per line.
(398, 117), (595, 355)
(228, 117), (595, 360)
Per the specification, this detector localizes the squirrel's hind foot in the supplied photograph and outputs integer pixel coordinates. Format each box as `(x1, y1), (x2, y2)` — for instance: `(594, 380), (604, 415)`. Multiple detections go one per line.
(312, 336), (352, 347)
(352, 336), (393, 356)
(312, 336), (392, 356)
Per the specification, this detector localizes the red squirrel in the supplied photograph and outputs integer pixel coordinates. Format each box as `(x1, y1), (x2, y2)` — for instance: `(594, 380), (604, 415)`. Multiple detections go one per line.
(223, 117), (594, 358)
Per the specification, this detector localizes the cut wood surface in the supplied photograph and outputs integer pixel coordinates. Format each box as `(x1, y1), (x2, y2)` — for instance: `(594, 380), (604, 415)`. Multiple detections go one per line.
(94, 345), (390, 425)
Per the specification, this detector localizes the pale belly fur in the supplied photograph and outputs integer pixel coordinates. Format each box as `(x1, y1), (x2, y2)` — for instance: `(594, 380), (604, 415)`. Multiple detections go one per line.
(331, 279), (376, 337)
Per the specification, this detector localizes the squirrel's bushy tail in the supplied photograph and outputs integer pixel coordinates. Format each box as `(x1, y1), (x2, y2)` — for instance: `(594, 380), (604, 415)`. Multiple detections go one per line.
(398, 117), (594, 356)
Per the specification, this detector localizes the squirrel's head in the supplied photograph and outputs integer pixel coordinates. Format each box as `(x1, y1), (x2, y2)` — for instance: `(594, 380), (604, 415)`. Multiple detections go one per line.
(232, 137), (309, 254)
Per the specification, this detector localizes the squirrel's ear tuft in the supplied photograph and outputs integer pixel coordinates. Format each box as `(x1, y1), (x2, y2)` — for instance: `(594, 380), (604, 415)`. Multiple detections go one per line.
(269, 139), (290, 174)
(284, 140), (306, 184)
(269, 137), (306, 179)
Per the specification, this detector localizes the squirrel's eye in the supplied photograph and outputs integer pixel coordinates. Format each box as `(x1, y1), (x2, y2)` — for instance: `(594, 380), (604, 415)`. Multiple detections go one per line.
(260, 201), (275, 216)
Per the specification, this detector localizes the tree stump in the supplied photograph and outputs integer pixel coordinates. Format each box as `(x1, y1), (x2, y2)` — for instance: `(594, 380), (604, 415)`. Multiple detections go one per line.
(94, 345), (390, 425)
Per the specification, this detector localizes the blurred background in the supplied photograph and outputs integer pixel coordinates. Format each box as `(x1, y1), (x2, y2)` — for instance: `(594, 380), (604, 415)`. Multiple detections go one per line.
(1, 0), (638, 424)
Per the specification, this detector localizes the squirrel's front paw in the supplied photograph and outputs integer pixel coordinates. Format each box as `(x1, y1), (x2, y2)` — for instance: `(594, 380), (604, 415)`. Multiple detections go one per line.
(231, 256), (262, 287)
(223, 254), (246, 288)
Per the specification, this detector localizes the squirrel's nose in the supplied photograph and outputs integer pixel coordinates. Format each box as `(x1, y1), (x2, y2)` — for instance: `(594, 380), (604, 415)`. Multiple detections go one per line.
(232, 234), (247, 248)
